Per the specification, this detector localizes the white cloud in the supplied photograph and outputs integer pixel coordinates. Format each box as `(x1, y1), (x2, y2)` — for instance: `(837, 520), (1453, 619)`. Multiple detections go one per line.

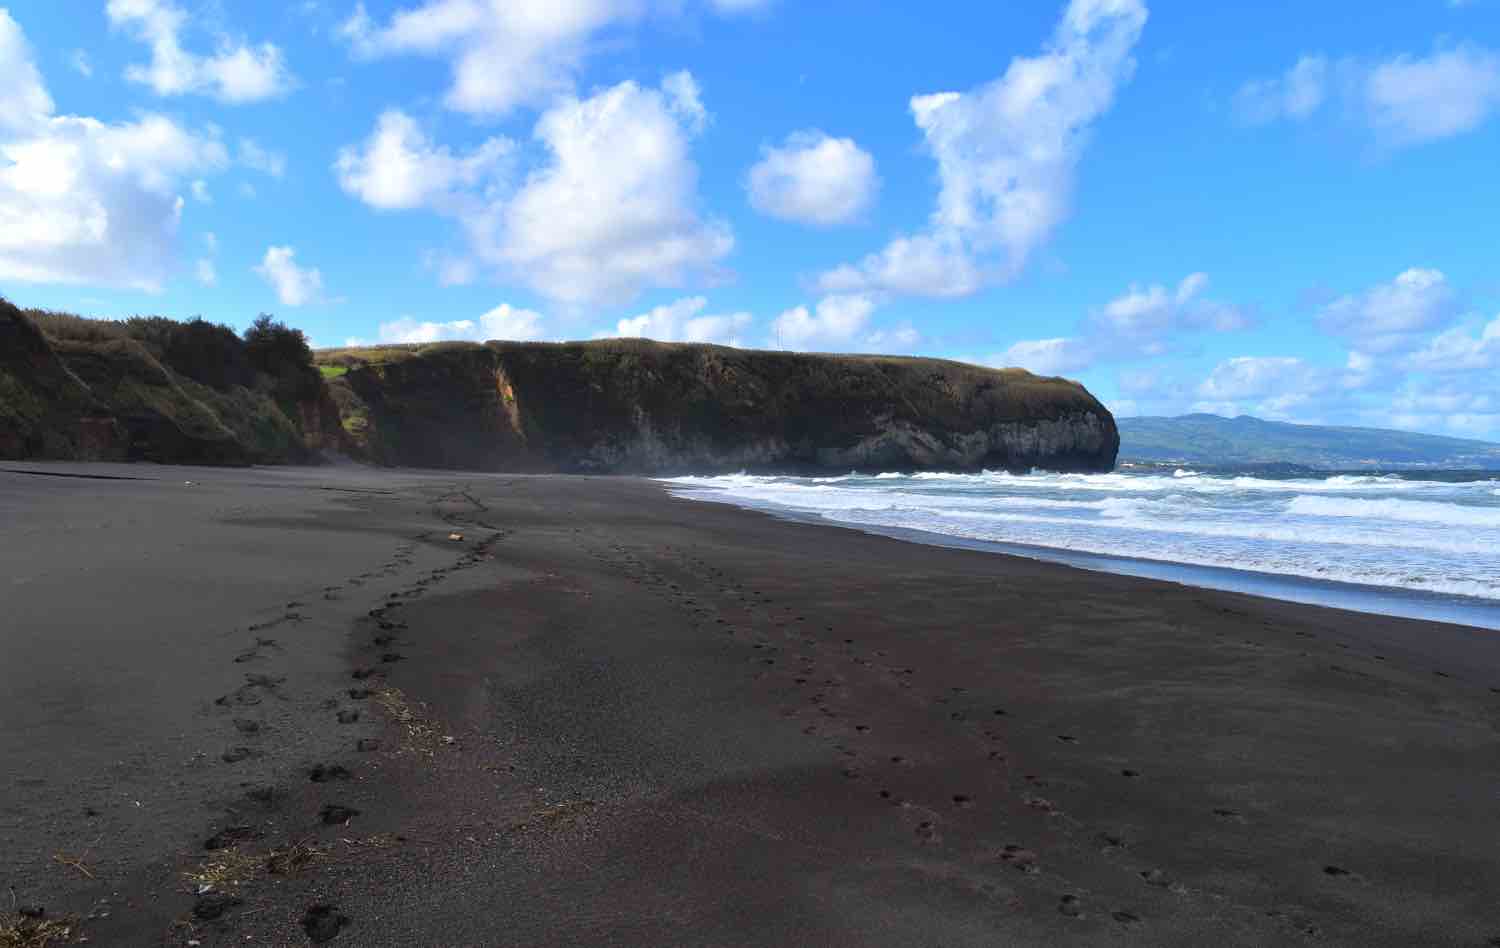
(339, 0), (646, 117)
(746, 130), (878, 226)
(107, 0), (294, 103)
(1403, 314), (1500, 372)
(818, 0), (1147, 297)
(994, 336), (1096, 375)
(1233, 55), (1328, 124)
(70, 49), (93, 78)
(1093, 271), (1250, 339)
(339, 1), (758, 117)
(0, 11), (54, 135)
(1365, 45), (1500, 146)
(371, 303), (546, 343)
(334, 109), (512, 210)
(1318, 268), (1458, 353)
(483, 74), (732, 305)
(603, 296), (752, 347)
(195, 257), (216, 286)
(190, 179), (211, 203)
(863, 323), (920, 350)
(0, 10), (228, 291)
(993, 272), (1249, 375)
(254, 245), (325, 306)
(238, 138), (287, 178)
(771, 294), (876, 350)
(1235, 45), (1500, 148)
(1197, 356), (1324, 402)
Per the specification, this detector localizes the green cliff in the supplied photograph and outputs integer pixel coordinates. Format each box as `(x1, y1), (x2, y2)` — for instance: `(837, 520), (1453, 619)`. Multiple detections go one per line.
(319, 339), (1119, 474)
(0, 301), (344, 464)
(0, 304), (1118, 473)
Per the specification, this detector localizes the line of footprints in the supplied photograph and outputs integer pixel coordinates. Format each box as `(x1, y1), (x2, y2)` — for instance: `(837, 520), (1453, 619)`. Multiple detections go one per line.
(584, 537), (1349, 941)
(197, 528), (505, 942)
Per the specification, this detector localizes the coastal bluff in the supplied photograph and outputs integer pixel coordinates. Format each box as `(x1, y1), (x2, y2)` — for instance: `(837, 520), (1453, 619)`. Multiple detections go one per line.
(1, 302), (1118, 473)
(322, 339), (1119, 474)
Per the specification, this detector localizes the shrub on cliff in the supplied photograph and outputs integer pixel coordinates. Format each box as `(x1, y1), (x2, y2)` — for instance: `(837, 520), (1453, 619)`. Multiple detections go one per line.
(244, 315), (314, 375)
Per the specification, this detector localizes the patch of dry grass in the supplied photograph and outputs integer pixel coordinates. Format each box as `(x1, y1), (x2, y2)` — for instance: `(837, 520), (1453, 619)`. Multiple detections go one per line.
(185, 838), (326, 890)
(373, 684), (440, 753)
(0, 915), (77, 948)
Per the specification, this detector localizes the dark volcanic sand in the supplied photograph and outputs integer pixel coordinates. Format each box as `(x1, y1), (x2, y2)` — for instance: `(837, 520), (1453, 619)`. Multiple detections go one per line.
(3, 464), (1499, 946)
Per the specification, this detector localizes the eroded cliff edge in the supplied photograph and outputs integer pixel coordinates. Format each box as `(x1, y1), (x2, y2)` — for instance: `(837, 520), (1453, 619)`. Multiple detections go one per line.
(1, 304), (1118, 473)
(323, 340), (1119, 474)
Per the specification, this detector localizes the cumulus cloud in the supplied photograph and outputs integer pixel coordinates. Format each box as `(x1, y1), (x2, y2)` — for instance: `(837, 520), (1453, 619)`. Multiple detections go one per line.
(771, 294), (876, 350)
(817, 0), (1147, 297)
(107, 0), (294, 103)
(0, 10), (227, 291)
(339, 0), (765, 116)
(336, 75), (726, 305)
(492, 74), (729, 304)
(994, 337), (1097, 376)
(1403, 313), (1500, 372)
(993, 272), (1250, 375)
(1235, 45), (1500, 148)
(254, 246), (325, 306)
(746, 131), (878, 226)
(339, 0), (645, 117)
(334, 109), (512, 211)
(601, 296), (752, 347)
(1317, 268), (1458, 353)
(370, 303), (546, 344)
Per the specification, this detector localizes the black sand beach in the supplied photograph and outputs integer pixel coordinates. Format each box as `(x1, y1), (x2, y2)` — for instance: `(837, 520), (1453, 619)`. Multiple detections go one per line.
(3, 463), (1499, 946)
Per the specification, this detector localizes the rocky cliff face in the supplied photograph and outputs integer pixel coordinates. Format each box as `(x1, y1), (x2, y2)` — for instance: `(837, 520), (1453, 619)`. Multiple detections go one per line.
(327, 340), (1118, 474)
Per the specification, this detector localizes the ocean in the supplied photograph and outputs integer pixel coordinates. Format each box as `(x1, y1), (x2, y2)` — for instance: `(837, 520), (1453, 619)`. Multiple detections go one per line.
(662, 468), (1500, 631)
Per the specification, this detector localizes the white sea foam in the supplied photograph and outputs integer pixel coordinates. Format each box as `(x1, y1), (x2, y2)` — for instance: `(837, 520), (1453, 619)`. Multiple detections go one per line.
(661, 469), (1500, 603)
(1287, 495), (1500, 528)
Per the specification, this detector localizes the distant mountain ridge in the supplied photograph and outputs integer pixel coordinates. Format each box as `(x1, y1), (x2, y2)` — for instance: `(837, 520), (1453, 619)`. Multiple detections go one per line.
(1118, 413), (1500, 470)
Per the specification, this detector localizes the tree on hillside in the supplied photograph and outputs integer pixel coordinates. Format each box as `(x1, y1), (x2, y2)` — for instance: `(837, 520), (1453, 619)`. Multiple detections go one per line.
(243, 314), (312, 374)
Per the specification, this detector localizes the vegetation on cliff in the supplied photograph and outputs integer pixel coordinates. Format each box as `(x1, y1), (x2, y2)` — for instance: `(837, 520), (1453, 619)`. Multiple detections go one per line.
(1, 303), (1117, 472)
(317, 339), (1119, 474)
(0, 301), (342, 463)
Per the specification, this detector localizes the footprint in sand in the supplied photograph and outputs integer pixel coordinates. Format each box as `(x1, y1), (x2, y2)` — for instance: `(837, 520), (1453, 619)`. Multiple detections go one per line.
(1000, 844), (1040, 874)
(204, 825), (260, 850)
(302, 905), (350, 943)
(319, 804), (360, 825)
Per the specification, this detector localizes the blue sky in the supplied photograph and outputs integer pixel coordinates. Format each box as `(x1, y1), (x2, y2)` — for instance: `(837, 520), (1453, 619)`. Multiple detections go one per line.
(3, 1), (1499, 438)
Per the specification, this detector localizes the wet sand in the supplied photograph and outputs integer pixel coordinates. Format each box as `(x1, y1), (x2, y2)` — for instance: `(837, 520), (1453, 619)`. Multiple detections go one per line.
(2, 463), (1499, 946)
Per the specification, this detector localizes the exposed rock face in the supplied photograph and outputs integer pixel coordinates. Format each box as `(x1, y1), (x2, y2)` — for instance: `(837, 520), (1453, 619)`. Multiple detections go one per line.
(330, 340), (1119, 474)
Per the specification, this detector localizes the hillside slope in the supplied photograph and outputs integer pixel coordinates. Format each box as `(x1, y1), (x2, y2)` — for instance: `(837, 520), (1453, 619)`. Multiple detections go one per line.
(0, 301), (344, 464)
(1119, 413), (1500, 469)
(320, 340), (1119, 474)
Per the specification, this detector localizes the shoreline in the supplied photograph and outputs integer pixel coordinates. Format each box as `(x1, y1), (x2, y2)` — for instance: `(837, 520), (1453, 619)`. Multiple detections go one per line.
(666, 484), (1500, 631)
(4, 463), (1500, 946)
